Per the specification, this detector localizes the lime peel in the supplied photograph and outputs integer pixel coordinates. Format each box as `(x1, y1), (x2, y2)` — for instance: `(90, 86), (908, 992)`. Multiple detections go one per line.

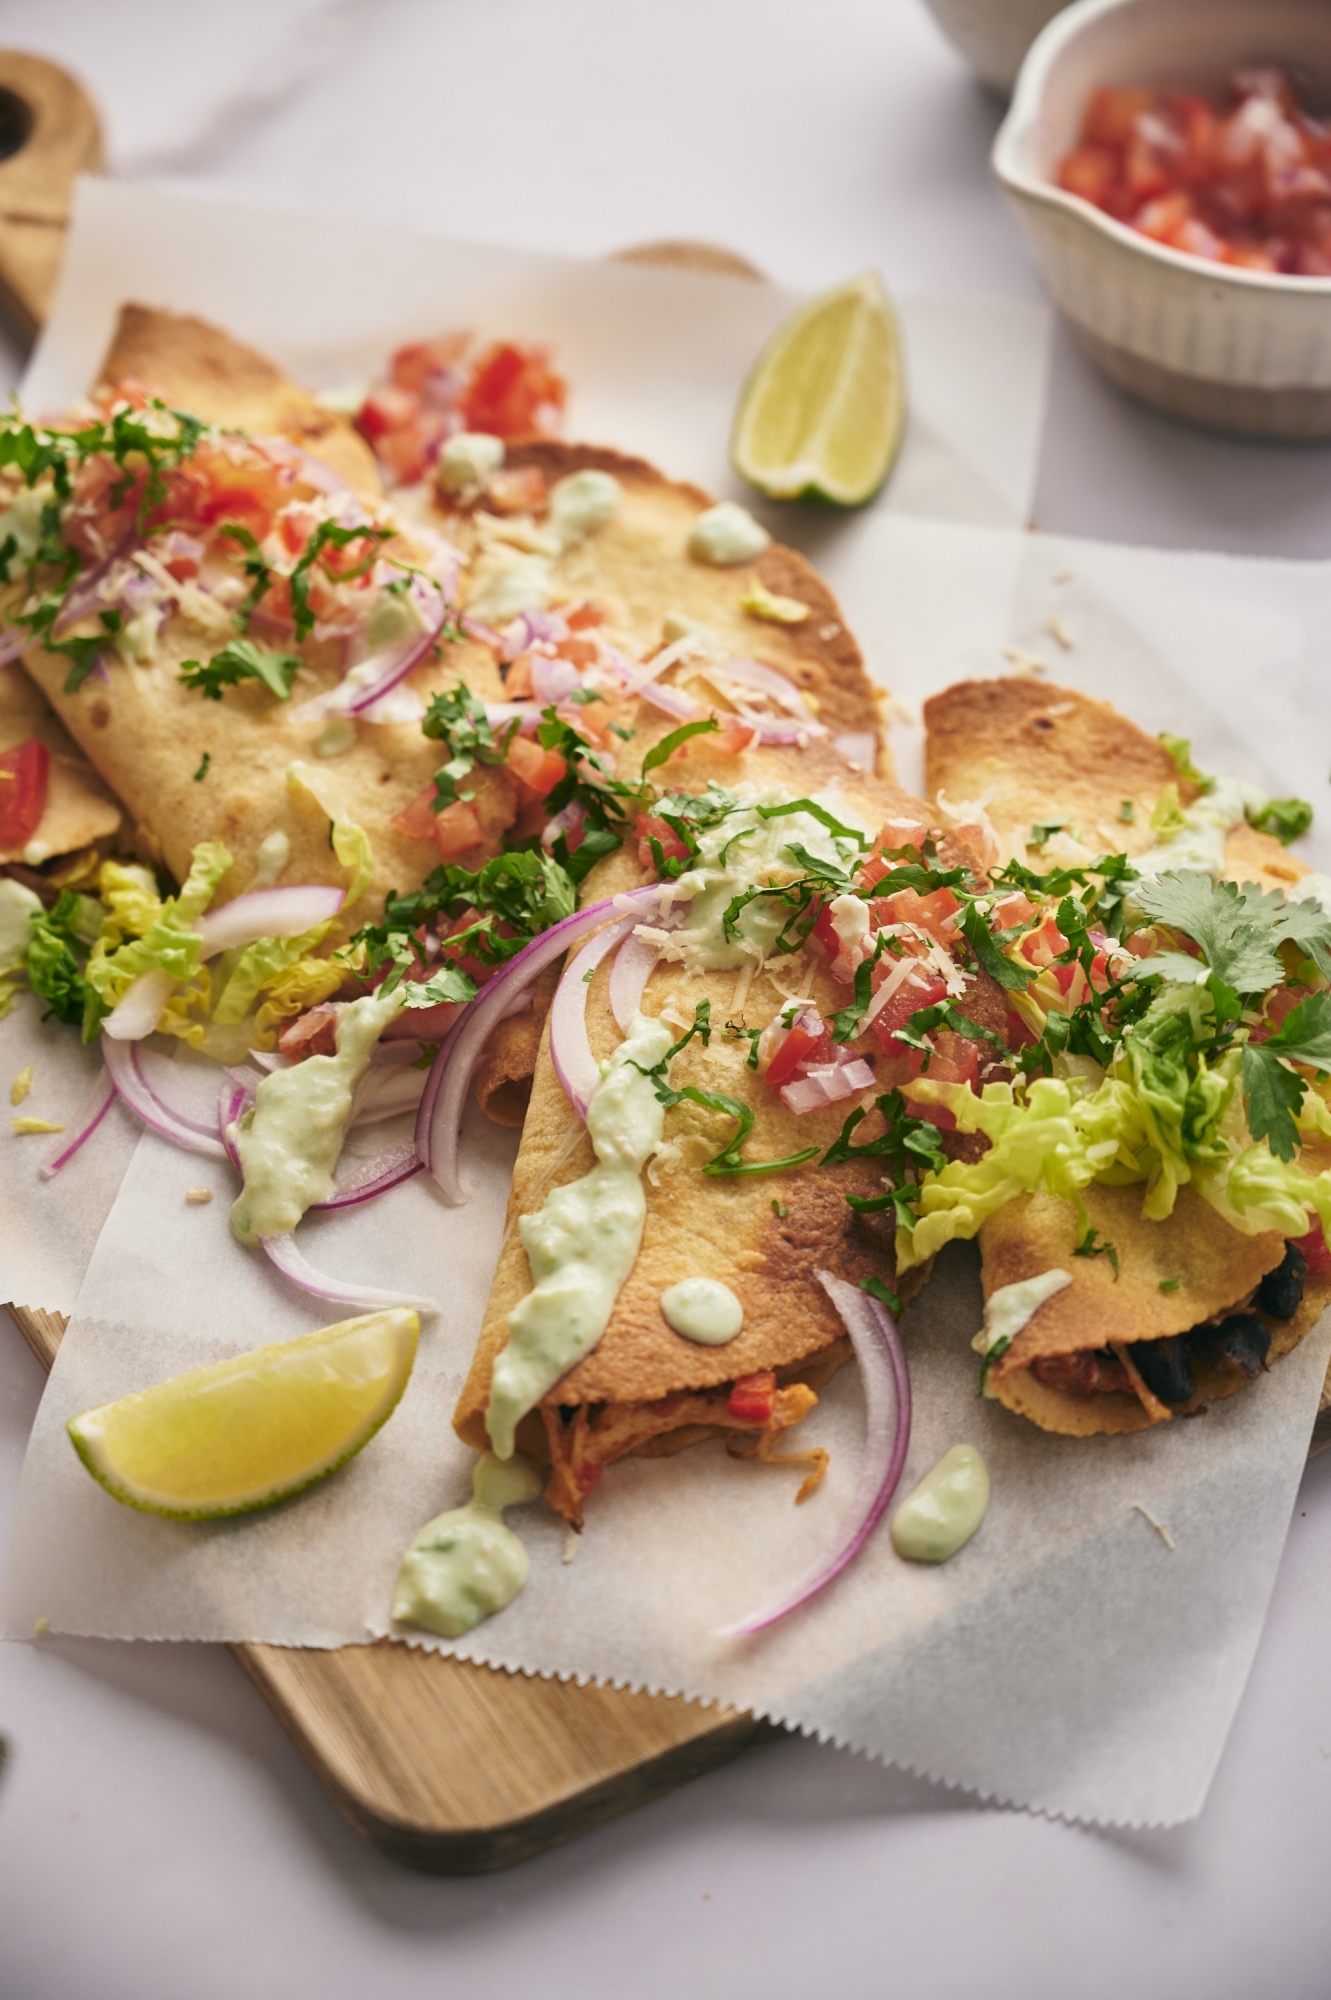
(731, 270), (906, 508)
(67, 1307), (419, 1521)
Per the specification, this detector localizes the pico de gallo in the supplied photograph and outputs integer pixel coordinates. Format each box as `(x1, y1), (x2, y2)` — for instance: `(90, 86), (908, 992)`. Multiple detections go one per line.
(355, 334), (567, 487)
(1057, 68), (1331, 276)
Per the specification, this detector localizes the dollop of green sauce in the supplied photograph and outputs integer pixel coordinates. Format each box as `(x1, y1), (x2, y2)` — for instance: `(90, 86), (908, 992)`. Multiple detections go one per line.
(486, 1010), (672, 1459)
(660, 1276), (743, 1344)
(393, 1453), (543, 1638)
(230, 986), (403, 1244)
(687, 501), (770, 566)
(890, 1444), (990, 1564)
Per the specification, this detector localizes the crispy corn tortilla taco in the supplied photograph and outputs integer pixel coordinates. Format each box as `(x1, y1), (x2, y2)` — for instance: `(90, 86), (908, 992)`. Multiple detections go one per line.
(453, 736), (930, 1523)
(913, 675), (1331, 1435)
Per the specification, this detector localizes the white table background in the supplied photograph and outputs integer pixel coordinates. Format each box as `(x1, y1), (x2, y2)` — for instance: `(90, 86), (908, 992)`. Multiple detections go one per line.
(3, 4), (1331, 1995)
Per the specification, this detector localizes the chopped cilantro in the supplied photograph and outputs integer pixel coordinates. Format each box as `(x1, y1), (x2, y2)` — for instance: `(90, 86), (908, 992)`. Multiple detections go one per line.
(1028, 821), (1066, 849)
(179, 639), (301, 703)
(1073, 1227), (1119, 1280)
(771, 1198), (789, 1218)
(1159, 733), (1208, 787)
(723, 1017), (763, 1069)
(1241, 988), (1331, 1159)
(1158, 1277), (1181, 1293)
(860, 1274), (902, 1316)
(288, 521), (392, 642)
(1247, 796), (1313, 845)
(1119, 800), (1136, 824)
(193, 751), (211, 782)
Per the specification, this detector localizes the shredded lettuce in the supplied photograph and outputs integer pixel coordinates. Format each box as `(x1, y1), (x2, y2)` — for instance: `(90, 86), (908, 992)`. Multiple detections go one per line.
(83, 842), (231, 1039)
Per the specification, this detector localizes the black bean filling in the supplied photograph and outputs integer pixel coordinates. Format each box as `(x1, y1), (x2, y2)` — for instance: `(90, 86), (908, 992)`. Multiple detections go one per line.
(1129, 1245), (1303, 1407)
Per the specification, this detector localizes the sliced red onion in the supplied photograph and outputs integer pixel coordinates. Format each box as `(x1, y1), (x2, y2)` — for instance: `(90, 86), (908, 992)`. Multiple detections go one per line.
(711, 657), (811, 717)
(541, 799), (585, 853)
(608, 930), (660, 1033)
(52, 528), (138, 636)
(417, 888), (663, 1203)
(530, 651), (580, 704)
(550, 914), (639, 1118)
(349, 1063), (427, 1126)
(640, 680), (705, 723)
(120, 1042), (221, 1137)
(100, 1035), (227, 1157)
(102, 968), (176, 1042)
(39, 1067), (118, 1178)
(501, 609), (567, 659)
(832, 731), (877, 770)
(0, 623), (28, 666)
(291, 580), (449, 722)
(780, 1058), (876, 1116)
(261, 1230), (438, 1312)
(484, 700), (541, 736)
(717, 1273), (911, 1638)
(461, 614), (505, 651)
(249, 1050), (288, 1072)
(196, 884), (345, 958)
(313, 1137), (422, 1209)
(218, 1077), (253, 1174)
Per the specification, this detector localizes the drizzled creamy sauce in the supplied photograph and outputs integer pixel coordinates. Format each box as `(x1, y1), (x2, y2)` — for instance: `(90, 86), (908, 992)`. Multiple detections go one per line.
(392, 1453), (542, 1637)
(486, 1011), (672, 1459)
(972, 1269), (1072, 1358)
(661, 1276), (744, 1344)
(687, 501), (770, 566)
(230, 986), (403, 1244)
(891, 1445), (990, 1563)
(0, 877), (41, 959)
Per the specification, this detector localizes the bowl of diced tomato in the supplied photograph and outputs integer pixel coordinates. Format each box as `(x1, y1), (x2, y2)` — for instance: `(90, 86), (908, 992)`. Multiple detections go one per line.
(992, 0), (1331, 437)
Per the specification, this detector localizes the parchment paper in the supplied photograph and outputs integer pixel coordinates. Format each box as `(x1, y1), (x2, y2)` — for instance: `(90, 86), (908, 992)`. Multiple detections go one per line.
(6, 183), (1331, 1830)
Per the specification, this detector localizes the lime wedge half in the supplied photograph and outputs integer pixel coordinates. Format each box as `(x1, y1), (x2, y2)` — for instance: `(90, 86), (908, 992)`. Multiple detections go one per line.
(68, 1308), (419, 1520)
(731, 270), (905, 507)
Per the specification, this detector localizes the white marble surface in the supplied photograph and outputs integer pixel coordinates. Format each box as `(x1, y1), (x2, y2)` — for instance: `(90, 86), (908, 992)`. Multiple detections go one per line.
(4, 3), (1331, 1995)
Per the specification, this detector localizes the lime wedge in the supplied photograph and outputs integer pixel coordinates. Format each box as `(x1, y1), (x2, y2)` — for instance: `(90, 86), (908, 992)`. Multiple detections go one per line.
(68, 1308), (419, 1520)
(731, 271), (905, 507)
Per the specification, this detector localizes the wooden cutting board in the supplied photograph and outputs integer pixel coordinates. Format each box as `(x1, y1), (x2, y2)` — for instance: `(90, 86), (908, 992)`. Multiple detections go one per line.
(5, 52), (1331, 1878)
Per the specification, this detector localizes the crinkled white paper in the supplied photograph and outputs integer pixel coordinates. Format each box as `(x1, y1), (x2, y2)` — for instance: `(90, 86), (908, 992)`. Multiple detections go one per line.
(6, 182), (1331, 1831)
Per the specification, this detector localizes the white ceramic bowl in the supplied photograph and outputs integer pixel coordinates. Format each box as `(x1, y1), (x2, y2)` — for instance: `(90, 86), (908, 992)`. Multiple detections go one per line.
(992, 0), (1331, 437)
(921, 0), (1073, 96)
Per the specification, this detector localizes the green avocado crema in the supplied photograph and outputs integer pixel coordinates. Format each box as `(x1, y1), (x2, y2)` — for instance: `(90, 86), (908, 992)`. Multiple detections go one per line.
(230, 986), (405, 1244)
(890, 1445), (990, 1564)
(393, 1453), (543, 1638)
(485, 1010), (672, 1459)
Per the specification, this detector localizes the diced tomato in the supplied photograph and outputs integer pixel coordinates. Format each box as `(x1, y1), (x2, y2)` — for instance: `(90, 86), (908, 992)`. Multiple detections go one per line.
(764, 1012), (832, 1090)
(992, 892), (1039, 929)
(555, 636), (599, 668)
(727, 1372), (776, 1425)
(874, 885), (959, 945)
(390, 334), (469, 395)
(1082, 86), (1156, 149)
(860, 817), (931, 887)
(356, 384), (418, 440)
(1266, 984), (1304, 1031)
(901, 1028), (980, 1131)
(869, 965), (948, 1064)
(564, 601), (604, 631)
(1058, 143), (1120, 207)
(0, 738), (49, 846)
(1020, 912), (1070, 968)
(635, 812), (691, 872)
(431, 799), (484, 861)
(505, 734), (566, 799)
(710, 716), (761, 756)
(1296, 1225), (1331, 1282)
(391, 783), (441, 842)
(461, 342), (567, 439)
(484, 466), (547, 515)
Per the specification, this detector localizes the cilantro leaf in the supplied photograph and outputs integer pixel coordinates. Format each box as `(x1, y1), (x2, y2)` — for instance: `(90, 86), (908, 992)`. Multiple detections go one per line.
(1241, 1045), (1308, 1160)
(639, 717), (719, 776)
(1132, 872), (1294, 994)
(288, 521), (392, 642)
(1248, 797), (1313, 845)
(755, 798), (869, 848)
(401, 962), (477, 1009)
(179, 639), (301, 703)
(960, 900), (1034, 991)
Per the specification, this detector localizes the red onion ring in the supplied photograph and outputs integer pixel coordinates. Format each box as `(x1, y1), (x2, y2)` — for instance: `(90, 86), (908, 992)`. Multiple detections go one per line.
(550, 914), (639, 1118)
(717, 1272), (911, 1638)
(484, 700), (541, 736)
(196, 884), (345, 957)
(608, 930), (660, 1033)
(530, 651), (580, 704)
(461, 614), (505, 651)
(261, 1230), (437, 1312)
(52, 523), (138, 636)
(416, 888), (663, 1204)
(100, 1036), (228, 1157)
(313, 1138), (422, 1209)
(120, 1040), (222, 1138)
(218, 1077), (252, 1174)
(0, 624), (28, 666)
(291, 581), (450, 722)
(39, 1067), (118, 1178)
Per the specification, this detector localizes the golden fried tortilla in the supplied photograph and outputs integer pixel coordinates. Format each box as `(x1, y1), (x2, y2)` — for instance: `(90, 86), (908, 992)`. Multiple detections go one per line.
(454, 737), (924, 1462)
(0, 659), (121, 865)
(923, 676), (1299, 888)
